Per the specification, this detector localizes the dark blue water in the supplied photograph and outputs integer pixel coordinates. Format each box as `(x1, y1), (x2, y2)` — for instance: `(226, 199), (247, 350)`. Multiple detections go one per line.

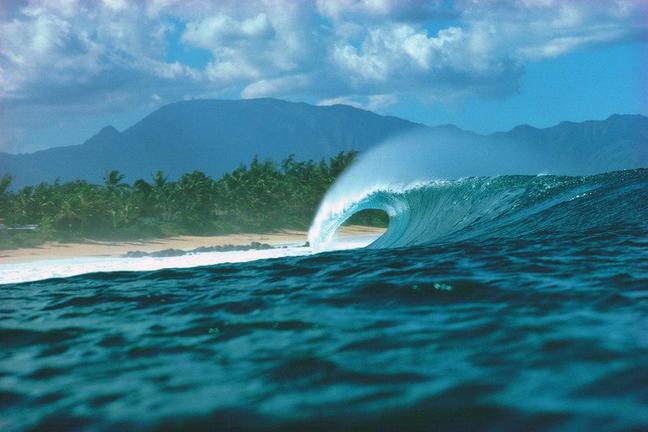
(2, 169), (648, 431)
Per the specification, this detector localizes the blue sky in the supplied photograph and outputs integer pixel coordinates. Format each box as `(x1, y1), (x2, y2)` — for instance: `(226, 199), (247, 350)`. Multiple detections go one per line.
(390, 40), (647, 132)
(0, 0), (646, 153)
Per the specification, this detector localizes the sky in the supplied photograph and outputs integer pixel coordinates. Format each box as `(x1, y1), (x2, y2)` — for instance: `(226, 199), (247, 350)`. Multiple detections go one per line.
(0, 0), (646, 154)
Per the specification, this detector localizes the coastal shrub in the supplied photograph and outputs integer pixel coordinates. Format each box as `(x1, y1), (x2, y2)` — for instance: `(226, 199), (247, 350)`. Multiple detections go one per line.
(0, 151), (371, 248)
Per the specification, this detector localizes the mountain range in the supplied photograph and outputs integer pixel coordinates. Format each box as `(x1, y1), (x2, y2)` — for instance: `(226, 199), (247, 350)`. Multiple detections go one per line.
(1, 98), (646, 188)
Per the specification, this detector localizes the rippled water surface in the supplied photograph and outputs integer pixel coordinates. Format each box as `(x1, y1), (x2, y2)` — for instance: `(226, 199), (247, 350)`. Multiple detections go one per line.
(2, 170), (648, 431)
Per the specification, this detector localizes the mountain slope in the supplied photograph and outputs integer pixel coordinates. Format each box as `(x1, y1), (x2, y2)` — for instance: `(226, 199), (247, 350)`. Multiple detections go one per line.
(0, 98), (422, 187)
(489, 113), (648, 174)
(0, 98), (646, 188)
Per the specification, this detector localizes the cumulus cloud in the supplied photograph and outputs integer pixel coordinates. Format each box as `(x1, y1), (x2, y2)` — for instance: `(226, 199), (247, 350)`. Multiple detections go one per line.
(0, 0), (646, 151)
(0, 0), (201, 106)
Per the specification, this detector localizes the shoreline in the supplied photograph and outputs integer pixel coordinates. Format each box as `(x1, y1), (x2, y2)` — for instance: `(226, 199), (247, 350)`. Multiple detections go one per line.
(0, 225), (385, 265)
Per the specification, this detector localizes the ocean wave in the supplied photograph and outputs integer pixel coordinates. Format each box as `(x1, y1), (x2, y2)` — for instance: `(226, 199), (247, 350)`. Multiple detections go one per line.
(309, 169), (648, 250)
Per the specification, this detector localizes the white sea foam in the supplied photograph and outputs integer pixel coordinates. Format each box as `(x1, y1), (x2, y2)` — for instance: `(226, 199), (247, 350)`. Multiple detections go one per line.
(0, 235), (381, 285)
(0, 246), (309, 285)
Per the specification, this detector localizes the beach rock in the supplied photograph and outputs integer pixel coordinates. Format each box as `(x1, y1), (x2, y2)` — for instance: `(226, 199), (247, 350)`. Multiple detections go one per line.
(123, 250), (148, 258)
(123, 242), (274, 258)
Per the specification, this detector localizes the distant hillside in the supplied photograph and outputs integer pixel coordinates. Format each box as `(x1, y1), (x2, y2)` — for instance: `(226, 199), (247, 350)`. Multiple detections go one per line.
(0, 98), (646, 188)
(489, 114), (648, 174)
(0, 98), (422, 187)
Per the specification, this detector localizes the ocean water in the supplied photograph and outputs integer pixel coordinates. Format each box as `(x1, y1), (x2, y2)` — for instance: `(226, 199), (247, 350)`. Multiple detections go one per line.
(2, 169), (648, 431)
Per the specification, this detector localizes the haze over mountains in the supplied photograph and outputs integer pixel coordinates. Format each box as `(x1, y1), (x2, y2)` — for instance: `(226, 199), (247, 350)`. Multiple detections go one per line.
(0, 98), (646, 188)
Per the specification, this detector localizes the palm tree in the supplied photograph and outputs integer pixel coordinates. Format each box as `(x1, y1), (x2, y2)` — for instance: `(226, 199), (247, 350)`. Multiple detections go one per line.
(102, 170), (128, 229)
(0, 175), (12, 219)
(151, 171), (172, 220)
(104, 170), (126, 191)
(152, 171), (167, 190)
(2, 150), (365, 247)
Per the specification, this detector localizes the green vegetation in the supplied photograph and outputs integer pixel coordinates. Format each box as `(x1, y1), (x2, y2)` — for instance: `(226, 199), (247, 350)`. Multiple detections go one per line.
(0, 151), (387, 249)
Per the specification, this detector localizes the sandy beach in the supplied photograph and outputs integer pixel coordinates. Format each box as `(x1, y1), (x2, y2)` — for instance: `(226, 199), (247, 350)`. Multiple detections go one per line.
(0, 225), (385, 264)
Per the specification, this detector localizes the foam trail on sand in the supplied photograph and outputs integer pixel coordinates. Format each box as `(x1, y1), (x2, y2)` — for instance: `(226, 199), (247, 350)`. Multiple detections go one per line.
(0, 233), (384, 284)
(0, 246), (309, 284)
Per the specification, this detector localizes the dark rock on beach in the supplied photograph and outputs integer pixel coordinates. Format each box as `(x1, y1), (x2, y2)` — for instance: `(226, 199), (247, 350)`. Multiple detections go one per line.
(123, 242), (274, 258)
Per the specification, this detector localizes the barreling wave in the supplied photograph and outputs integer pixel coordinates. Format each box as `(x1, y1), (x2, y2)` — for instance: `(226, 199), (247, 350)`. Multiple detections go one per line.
(308, 127), (647, 251)
(309, 169), (648, 251)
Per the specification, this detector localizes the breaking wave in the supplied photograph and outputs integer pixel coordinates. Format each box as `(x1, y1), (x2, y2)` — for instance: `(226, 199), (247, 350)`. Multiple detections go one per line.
(308, 130), (647, 251)
(309, 170), (648, 250)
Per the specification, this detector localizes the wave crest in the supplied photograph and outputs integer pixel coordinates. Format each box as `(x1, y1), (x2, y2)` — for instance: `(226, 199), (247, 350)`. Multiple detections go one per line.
(309, 170), (648, 251)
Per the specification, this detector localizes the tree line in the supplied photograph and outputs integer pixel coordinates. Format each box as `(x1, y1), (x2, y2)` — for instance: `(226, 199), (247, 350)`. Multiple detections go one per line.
(0, 151), (387, 248)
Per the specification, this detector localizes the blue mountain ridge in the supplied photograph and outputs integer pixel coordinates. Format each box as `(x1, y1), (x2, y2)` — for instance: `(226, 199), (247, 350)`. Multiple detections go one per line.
(0, 98), (646, 188)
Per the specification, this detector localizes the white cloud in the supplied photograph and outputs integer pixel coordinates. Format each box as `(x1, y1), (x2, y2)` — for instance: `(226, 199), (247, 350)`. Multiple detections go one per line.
(318, 96), (365, 109)
(332, 24), (467, 79)
(102, 0), (128, 12)
(242, 75), (311, 99)
(367, 94), (398, 110)
(0, 2), (203, 104)
(318, 93), (398, 111)
(181, 13), (274, 47)
(317, 0), (456, 23)
(205, 58), (259, 83)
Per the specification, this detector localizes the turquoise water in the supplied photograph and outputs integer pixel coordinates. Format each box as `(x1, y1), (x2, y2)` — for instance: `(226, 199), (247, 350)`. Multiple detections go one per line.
(1, 169), (647, 431)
